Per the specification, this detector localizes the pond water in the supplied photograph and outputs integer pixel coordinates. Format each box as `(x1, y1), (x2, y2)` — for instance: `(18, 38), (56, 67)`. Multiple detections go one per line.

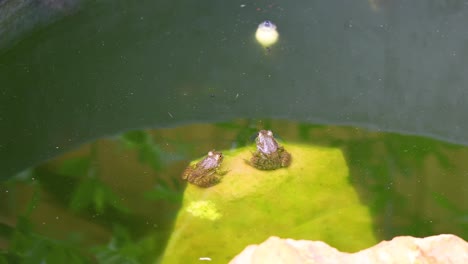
(2, 0), (468, 179)
(1, 0), (468, 263)
(0, 120), (467, 262)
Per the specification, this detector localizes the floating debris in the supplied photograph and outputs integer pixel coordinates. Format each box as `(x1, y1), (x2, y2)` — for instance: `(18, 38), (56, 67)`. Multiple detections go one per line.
(255, 20), (279, 47)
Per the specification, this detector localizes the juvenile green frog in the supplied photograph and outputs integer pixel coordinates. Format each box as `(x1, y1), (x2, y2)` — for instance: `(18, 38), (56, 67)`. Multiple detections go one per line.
(249, 130), (292, 170)
(182, 150), (226, 187)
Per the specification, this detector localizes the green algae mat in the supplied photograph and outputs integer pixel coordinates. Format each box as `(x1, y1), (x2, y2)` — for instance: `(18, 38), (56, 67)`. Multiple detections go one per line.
(160, 143), (376, 263)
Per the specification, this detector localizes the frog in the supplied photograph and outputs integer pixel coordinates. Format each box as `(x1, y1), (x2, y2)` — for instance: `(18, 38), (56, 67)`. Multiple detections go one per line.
(182, 150), (227, 187)
(248, 130), (292, 170)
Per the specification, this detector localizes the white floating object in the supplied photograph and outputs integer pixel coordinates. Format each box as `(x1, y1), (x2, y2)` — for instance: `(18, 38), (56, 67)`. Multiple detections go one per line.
(255, 20), (279, 47)
(199, 257), (212, 261)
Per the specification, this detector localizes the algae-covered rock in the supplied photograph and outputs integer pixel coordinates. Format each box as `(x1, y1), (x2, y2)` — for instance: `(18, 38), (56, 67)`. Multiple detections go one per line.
(160, 143), (377, 263)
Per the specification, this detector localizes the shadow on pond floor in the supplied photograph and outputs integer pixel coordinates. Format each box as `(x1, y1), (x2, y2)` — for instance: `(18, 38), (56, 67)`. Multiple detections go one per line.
(297, 123), (468, 240)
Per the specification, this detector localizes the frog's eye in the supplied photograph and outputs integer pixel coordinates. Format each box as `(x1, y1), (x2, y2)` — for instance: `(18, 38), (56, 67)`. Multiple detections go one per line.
(267, 130), (273, 136)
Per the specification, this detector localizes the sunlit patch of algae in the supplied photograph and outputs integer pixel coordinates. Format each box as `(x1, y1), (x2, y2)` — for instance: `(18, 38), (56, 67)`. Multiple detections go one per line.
(160, 143), (377, 263)
(186, 200), (222, 221)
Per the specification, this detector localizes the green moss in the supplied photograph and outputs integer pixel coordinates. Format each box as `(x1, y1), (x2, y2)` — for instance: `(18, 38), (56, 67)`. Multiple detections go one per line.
(160, 143), (376, 263)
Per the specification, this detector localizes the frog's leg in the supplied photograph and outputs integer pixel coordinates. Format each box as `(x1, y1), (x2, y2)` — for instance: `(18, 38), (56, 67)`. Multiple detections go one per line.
(252, 151), (281, 170)
(245, 150), (259, 166)
(193, 173), (222, 188)
(246, 150), (261, 167)
(266, 153), (282, 170)
(181, 165), (194, 180)
(252, 153), (278, 170)
(279, 149), (292, 167)
(215, 168), (229, 176)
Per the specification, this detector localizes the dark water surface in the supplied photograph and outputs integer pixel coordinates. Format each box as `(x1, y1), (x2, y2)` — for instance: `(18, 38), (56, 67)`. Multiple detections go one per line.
(2, 0), (468, 178)
(0, 121), (467, 262)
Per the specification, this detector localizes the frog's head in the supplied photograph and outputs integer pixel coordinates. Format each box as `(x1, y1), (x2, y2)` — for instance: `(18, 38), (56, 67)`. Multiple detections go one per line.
(257, 130), (273, 140)
(208, 150), (223, 163)
(256, 130), (278, 154)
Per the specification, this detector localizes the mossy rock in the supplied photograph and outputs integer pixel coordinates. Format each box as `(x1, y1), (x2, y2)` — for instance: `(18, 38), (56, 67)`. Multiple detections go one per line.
(160, 143), (376, 263)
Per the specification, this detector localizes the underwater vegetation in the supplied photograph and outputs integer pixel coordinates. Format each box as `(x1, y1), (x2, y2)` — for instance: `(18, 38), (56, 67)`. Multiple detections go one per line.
(0, 120), (467, 263)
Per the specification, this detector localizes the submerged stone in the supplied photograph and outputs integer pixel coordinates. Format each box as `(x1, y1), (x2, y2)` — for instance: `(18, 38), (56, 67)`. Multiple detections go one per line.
(160, 143), (377, 263)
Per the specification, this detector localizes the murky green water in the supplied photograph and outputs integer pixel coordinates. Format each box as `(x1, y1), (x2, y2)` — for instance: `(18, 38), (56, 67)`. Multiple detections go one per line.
(3, 0), (468, 179)
(1, 121), (467, 263)
(2, 0), (468, 263)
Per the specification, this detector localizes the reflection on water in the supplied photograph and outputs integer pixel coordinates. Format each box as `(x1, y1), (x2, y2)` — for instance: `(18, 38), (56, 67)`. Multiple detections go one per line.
(0, 120), (467, 262)
(0, 0), (82, 51)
